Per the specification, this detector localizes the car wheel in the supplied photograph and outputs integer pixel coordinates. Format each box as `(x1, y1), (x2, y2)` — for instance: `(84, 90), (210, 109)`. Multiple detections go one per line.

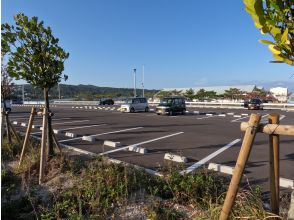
(130, 108), (135, 113)
(145, 107), (149, 112)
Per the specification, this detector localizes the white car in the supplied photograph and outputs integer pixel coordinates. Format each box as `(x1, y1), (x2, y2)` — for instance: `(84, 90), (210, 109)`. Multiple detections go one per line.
(120, 97), (149, 113)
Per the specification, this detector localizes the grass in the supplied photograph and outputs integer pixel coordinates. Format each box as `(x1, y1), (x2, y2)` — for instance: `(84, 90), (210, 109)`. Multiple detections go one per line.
(1, 135), (288, 219)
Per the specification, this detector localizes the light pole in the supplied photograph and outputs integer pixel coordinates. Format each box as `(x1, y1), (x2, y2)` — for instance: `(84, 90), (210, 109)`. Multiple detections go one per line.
(133, 68), (137, 97)
(142, 65), (145, 97)
(22, 84), (25, 103)
(58, 84), (61, 99)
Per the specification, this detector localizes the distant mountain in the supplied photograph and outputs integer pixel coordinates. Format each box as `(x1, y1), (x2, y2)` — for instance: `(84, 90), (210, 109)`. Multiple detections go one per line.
(11, 84), (159, 101)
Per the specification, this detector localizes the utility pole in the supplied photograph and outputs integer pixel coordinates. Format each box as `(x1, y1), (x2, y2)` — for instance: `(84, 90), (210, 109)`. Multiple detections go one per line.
(133, 68), (137, 97)
(58, 84), (61, 99)
(22, 84), (25, 104)
(142, 65), (145, 97)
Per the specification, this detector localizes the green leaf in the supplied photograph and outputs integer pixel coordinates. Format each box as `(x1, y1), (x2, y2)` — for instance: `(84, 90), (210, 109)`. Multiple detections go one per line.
(281, 28), (288, 43)
(268, 45), (281, 54)
(258, 39), (274, 45)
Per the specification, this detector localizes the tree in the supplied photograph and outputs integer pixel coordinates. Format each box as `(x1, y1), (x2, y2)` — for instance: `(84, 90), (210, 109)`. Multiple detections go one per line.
(195, 89), (207, 101)
(1, 55), (14, 108)
(170, 89), (182, 96)
(154, 91), (172, 100)
(244, 0), (294, 65)
(184, 88), (195, 101)
(223, 88), (242, 100)
(2, 13), (69, 158)
(205, 90), (217, 100)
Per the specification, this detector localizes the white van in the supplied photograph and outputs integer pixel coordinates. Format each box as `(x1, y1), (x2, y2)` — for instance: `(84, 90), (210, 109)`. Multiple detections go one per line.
(120, 97), (149, 113)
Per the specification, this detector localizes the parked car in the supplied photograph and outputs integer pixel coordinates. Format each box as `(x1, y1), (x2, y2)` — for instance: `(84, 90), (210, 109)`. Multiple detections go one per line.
(1, 100), (12, 112)
(243, 100), (249, 108)
(156, 96), (186, 115)
(99, 98), (114, 105)
(247, 98), (263, 110)
(120, 97), (149, 113)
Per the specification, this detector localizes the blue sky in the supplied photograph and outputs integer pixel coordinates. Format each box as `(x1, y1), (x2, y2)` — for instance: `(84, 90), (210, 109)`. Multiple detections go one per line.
(2, 0), (293, 90)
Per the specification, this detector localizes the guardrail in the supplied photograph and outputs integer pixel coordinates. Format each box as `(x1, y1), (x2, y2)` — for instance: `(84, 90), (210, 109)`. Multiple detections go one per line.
(184, 101), (294, 110)
(53, 100), (294, 110)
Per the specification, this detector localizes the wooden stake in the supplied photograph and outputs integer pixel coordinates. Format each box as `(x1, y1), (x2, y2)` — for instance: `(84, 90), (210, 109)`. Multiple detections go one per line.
(19, 107), (36, 168)
(269, 113), (280, 216)
(8, 120), (22, 145)
(220, 113), (261, 220)
(5, 110), (12, 144)
(240, 122), (294, 136)
(52, 132), (62, 155)
(39, 108), (47, 184)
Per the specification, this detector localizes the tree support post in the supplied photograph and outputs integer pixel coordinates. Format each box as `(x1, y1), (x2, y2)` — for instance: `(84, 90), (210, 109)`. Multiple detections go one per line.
(4, 109), (12, 144)
(8, 120), (22, 145)
(52, 132), (62, 155)
(268, 113), (280, 217)
(19, 106), (36, 168)
(39, 107), (47, 184)
(220, 113), (261, 220)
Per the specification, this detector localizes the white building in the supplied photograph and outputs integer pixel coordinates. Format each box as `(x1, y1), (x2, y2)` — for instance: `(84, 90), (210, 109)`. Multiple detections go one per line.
(270, 87), (288, 103)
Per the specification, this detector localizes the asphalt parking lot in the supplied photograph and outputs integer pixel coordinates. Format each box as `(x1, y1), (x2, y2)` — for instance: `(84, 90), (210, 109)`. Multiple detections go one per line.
(9, 104), (294, 193)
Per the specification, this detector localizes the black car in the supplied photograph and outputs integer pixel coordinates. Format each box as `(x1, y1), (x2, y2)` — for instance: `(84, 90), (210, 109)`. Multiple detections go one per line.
(99, 99), (114, 105)
(243, 100), (249, 108)
(156, 96), (186, 115)
(247, 98), (263, 110)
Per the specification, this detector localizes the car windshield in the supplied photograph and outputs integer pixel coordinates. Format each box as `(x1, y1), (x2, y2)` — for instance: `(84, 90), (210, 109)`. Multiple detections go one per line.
(159, 98), (173, 106)
(124, 99), (133, 104)
(250, 99), (260, 104)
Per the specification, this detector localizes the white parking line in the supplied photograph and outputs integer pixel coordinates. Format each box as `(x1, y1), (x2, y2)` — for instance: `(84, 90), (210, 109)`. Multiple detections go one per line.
(260, 114), (269, 123)
(53, 120), (90, 125)
(59, 127), (143, 143)
(57, 124), (107, 131)
(31, 120), (91, 134)
(197, 115), (218, 120)
(180, 138), (241, 175)
(51, 117), (72, 121)
(231, 116), (249, 123)
(99, 132), (184, 156)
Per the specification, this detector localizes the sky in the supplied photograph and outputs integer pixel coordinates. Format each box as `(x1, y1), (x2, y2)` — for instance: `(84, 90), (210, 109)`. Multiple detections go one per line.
(1, 0), (294, 90)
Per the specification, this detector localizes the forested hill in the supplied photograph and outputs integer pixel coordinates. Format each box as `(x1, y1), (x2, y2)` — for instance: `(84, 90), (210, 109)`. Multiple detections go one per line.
(12, 84), (159, 100)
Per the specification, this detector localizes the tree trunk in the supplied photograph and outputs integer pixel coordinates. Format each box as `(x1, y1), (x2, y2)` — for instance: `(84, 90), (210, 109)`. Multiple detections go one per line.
(44, 88), (54, 158)
(3, 100), (12, 144)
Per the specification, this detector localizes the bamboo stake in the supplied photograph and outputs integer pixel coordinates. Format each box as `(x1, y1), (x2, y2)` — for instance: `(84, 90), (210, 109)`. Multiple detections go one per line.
(39, 108), (47, 184)
(269, 113), (280, 217)
(19, 107), (36, 168)
(8, 120), (22, 145)
(220, 114), (261, 220)
(5, 110), (12, 144)
(52, 132), (62, 155)
(240, 123), (294, 136)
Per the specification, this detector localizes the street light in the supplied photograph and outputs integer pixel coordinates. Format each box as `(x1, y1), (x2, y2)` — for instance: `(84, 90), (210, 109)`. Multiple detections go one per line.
(142, 65), (145, 97)
(133, 68), (137, 97)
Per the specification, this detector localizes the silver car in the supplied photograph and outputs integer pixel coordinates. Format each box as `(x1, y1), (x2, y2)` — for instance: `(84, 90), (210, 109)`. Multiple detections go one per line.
(120, 97), (149, 113)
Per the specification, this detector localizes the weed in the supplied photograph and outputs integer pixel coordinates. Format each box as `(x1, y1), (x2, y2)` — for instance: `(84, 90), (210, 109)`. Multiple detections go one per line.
(1, 167), (19, 199)
(146, 201), (187, 220)
(1, 136), (22, 161)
